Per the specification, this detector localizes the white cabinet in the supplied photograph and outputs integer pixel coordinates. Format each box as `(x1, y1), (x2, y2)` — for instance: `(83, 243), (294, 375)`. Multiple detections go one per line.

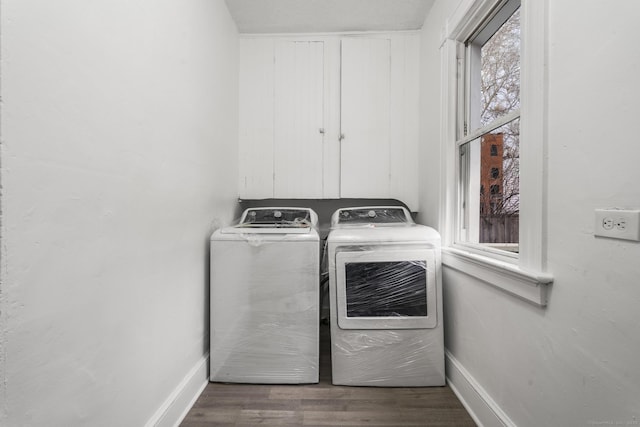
(238, 39), (326, 199)
(238, 33), (420, 210)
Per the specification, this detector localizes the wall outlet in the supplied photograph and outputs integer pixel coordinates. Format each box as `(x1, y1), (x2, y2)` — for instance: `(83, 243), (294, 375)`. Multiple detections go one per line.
(594, 209), (640, 241)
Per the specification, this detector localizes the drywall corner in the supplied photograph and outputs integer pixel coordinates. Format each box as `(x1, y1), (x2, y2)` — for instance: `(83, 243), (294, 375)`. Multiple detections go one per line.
(0, 160), (6, 425)
(0, 6), (7, 419)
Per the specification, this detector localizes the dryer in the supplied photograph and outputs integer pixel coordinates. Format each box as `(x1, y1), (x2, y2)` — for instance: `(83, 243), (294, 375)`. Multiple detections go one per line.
(210, 207), (320, 384)
(326, 206), (444, 386)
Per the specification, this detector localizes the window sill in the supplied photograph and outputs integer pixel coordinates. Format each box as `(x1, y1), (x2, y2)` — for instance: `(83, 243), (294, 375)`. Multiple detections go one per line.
(441, 247), (553, 306)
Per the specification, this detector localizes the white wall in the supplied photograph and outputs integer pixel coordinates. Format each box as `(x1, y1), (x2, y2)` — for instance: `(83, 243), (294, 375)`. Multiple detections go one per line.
(417, 0), (458, 229)
(0, 1), (239, 425)
(418, 1), (640, 426)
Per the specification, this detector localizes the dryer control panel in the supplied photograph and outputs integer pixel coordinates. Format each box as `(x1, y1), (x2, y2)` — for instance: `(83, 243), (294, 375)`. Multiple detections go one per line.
(333, 206), (413, 226)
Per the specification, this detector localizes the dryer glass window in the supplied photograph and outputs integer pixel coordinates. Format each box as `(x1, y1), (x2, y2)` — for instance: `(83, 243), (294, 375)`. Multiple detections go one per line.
(344, 261), (427, 317)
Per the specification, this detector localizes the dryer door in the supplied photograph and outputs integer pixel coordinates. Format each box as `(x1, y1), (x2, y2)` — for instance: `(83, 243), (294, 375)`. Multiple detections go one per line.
(335, 248), (437, 330)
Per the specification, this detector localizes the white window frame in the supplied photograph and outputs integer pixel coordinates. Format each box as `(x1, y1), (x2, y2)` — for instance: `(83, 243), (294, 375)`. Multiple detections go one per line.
(438, 0), (553, 306)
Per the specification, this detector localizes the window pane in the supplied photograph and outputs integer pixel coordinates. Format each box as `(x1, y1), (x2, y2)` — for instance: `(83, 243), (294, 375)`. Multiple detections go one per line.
(460, 118), (519, 252)
(477, 8), (521, 128)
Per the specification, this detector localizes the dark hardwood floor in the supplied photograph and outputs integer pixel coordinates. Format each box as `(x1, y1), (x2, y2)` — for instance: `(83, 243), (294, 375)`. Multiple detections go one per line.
(181, 325), (476, 426)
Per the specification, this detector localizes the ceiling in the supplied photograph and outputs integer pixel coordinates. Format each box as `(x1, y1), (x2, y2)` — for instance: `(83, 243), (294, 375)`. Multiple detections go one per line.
(224, 0), (435, 34)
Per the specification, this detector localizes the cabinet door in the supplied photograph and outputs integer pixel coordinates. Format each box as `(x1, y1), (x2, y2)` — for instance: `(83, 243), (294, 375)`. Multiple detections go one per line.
(340, 38), (391, 198)
(238, 38), (275, 199)
(274, 41), (325, 198)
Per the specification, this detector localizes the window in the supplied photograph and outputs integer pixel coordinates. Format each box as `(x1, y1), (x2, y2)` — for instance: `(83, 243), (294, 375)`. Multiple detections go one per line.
(439, 0), (552, 306)
(458, 0), (521, 253)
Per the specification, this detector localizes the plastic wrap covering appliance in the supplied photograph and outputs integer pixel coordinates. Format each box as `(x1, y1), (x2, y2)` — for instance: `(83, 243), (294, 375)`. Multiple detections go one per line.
(210, 207), (320, 384)
(326, 206), (444, 386)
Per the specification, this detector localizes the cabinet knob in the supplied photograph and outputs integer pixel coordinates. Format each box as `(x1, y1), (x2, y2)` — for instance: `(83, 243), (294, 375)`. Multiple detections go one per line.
(339, 133), (345, 141)
(319, 128), (325, 134)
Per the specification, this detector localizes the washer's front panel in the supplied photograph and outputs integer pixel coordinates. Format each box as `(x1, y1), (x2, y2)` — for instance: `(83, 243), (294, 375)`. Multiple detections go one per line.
(210, 237), (320, 384)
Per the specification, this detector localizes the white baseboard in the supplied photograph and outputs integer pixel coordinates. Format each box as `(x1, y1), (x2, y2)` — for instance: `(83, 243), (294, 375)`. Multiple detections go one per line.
(445, 350), (516, 427)
(146, 353), (209, 427)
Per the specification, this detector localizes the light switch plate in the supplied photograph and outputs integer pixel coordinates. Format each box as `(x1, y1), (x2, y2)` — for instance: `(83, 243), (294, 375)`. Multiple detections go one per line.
(594, 209), (640, 241)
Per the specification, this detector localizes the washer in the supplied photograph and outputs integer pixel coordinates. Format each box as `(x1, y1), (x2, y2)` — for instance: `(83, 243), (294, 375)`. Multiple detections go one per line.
(327, 206), (444, 386)
(210, 207), (320, 384)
